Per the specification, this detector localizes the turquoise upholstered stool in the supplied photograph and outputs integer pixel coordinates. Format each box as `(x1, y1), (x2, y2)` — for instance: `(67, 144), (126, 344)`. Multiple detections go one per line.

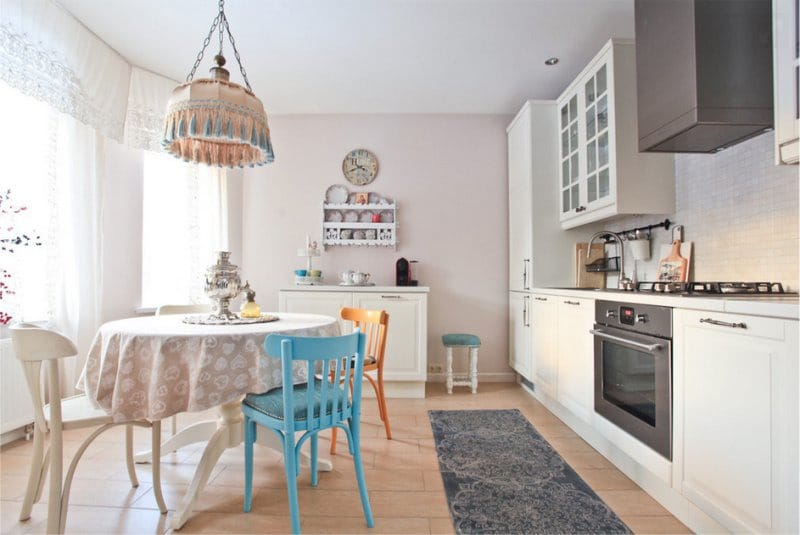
(442, 333), (481, 394)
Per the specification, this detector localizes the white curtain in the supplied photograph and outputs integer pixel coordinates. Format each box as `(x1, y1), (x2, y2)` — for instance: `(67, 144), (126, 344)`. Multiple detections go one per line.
(0, 82), (103, 392)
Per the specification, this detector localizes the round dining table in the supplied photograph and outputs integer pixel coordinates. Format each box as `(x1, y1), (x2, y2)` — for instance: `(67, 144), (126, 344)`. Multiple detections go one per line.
(77, 312), (340, 529)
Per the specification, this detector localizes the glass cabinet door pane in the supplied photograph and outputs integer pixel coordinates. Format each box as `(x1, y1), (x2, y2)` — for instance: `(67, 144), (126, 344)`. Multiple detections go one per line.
(571, 184), (580, 210)
(599, 169), (610, 198)
(597, 95), (608, 131)
(570, 153), (579, 181)
(588, 174), (598, 203)
(562, 130), (569, 157)
(562, 189), (570, 212)
(596, 65), (607, 95)
(569, 122), (578, 151)
(587, 140), (597, 173)
(562, 160), (569, 187)
(561, 105), (569, 129)
(586, 106), (596, 139)
(585, 78), (596, 105)
(598, 132), (609, 167)
(569, 95), (578, 121)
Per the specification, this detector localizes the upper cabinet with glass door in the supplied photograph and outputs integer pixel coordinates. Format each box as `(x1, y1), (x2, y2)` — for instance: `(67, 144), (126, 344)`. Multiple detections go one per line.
(773, 0), (799, 165)
(557, 39), (675, 229)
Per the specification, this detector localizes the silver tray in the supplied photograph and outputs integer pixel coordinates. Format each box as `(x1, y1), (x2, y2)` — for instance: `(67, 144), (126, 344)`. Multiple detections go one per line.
(182, 313), (279, 325)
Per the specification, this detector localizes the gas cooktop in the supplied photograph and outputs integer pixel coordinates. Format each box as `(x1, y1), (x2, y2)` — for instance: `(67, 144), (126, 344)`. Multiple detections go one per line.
(636, 281), (790, 295)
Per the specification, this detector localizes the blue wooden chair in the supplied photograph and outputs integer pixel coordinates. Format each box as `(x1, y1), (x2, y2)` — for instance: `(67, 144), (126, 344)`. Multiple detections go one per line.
(242, 330), (374, 534)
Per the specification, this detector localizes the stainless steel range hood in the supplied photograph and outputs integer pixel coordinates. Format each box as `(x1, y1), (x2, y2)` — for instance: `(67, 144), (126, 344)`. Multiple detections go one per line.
(635, 0), (774, 153)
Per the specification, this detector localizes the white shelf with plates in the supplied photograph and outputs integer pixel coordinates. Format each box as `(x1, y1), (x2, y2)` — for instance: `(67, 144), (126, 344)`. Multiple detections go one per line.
(322, 201), (397, 249)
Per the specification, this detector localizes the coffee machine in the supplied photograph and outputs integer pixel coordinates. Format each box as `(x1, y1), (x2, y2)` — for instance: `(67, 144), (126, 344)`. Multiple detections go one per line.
(395, 258), (418, 286)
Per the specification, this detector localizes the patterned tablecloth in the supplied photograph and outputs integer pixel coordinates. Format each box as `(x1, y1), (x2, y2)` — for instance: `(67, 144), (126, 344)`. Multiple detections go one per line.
(77, 312), (340, 422)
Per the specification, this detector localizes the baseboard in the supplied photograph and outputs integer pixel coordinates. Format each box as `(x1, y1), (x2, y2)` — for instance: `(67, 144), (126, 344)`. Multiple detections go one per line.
(1, 425), (30, 446)
(425, 372), (516, 383)
(361, 381), (425, 399)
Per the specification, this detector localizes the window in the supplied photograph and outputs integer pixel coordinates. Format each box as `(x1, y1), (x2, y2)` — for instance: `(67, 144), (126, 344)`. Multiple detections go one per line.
(0, 81), (56, 325)
(141, 151), (225, 307)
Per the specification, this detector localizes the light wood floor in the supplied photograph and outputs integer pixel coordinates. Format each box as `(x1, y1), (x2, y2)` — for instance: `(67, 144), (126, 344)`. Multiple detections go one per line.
(0, 383), (691, 534)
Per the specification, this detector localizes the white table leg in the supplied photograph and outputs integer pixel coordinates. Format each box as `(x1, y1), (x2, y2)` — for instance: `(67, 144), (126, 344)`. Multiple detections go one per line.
(170, 400), (332, 530)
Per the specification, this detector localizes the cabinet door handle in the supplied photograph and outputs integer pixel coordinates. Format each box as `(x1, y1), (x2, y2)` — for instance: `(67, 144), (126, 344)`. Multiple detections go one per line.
(534, 297), (548, 301)
(523, 296), (530, 327)
(523, 259), (531, 290)
(563, 300), (581, 305)
(575, 206), (586, 213)
(380, 295), (403, 299)
(699, 318), (747, 329)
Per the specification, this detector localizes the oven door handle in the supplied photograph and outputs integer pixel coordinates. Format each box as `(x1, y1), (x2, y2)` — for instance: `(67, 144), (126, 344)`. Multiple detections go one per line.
(589, 329), (664, 352)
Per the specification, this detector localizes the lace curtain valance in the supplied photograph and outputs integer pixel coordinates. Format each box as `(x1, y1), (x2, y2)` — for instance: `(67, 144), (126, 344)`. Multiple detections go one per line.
(0, 0), (130, 142)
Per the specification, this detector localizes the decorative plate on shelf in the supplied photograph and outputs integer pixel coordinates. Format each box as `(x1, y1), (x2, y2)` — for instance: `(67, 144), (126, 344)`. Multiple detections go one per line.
(380, 210), (394, 222)
(325, 184), (349, 204)
(368, 193), (383, 204)
(359, 211), (374, 222)
(343, 210), (359, 223)
(325, 210), (343, 222)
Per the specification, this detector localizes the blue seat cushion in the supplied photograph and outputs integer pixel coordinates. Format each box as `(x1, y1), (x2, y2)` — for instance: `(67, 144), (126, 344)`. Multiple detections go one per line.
(442, 333), (481, 347)
(243, 379), (348, 421)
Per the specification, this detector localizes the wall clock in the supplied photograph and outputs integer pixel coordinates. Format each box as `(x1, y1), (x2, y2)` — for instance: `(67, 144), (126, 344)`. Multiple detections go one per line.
(342, 148), (378, 186)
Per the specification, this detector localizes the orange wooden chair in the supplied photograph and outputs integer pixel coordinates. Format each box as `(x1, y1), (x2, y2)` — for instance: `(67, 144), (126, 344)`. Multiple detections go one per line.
(330, 307), (391, 454)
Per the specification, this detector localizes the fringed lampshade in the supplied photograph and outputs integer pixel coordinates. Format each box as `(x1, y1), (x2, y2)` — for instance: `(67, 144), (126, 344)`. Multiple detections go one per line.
(161, 0), (274, 168)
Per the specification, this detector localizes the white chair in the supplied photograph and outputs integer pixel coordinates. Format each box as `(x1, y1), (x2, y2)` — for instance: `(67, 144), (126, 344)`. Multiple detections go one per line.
(155, 304), (212, 437)
(10, 323), (167, 534)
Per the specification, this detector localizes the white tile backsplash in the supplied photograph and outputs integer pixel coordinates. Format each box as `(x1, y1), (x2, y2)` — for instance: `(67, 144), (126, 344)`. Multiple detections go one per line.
(607, 132), (799, 291)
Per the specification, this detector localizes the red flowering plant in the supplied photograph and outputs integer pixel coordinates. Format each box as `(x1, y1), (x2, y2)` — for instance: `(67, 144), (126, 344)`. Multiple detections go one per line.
(0, 188), (42, 325)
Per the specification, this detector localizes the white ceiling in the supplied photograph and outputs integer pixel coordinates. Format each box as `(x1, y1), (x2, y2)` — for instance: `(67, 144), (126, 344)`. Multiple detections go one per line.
(58, 0), (635, 114)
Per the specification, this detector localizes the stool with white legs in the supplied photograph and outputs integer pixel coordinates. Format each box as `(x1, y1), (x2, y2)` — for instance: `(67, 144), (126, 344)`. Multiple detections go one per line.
(442, 333), (481, 394)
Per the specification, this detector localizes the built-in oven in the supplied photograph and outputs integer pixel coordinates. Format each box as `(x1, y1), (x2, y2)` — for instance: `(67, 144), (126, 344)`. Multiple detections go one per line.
(591, 300), (673, 460)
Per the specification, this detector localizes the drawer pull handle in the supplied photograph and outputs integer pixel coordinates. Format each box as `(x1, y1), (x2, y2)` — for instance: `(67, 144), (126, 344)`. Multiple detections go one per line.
(590, 329), (663, 352)
(380, 295), (402, 299)
(700, 318), (747, 329)
(563, 300), (580, 305)
(534, 297), (548, 301)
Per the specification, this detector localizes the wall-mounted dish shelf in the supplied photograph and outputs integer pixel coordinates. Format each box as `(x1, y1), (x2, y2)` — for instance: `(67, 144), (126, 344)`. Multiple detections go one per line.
(322, 201), (397, 249)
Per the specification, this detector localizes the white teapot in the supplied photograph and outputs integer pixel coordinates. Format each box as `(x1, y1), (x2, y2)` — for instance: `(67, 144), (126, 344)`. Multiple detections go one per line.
(339, 270), (355, 284)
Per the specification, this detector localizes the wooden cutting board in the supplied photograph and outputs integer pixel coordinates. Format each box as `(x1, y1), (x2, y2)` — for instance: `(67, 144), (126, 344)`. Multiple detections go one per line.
(657, 240), (692, 282)
(575, 243), (606, 288)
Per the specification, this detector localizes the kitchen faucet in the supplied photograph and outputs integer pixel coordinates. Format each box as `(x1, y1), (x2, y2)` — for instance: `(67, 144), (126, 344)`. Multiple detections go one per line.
(588, 231), (634, 291)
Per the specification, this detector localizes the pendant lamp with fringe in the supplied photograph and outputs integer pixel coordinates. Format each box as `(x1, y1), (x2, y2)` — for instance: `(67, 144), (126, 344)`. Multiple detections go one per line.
(161, 0), (274, 168)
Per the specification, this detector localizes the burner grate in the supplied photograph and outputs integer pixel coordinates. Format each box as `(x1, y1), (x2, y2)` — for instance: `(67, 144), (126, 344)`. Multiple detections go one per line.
(635, 281), (785, 294)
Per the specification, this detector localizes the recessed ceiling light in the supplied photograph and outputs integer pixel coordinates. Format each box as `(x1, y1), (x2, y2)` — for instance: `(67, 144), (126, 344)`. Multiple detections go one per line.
(544, 57), (559, 66)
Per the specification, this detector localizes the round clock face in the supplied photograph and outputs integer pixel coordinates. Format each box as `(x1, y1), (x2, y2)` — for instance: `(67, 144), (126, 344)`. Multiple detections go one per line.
(342, 149), (378, 186)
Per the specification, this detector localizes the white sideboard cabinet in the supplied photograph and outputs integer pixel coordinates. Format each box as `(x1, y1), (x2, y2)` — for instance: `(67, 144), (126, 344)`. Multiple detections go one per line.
(278, 286), (429, 398)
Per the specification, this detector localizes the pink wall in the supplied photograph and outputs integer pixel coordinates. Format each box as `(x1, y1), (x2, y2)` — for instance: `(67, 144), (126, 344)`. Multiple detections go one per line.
(241, 114), (513, 376)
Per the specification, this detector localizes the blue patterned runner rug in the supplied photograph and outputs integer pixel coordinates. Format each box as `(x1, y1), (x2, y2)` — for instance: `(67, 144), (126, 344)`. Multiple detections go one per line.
(429, 409), (631, 534)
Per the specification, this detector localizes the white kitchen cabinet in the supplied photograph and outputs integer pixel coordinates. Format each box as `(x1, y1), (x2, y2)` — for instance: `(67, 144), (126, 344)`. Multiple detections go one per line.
(352, 292), (427, 387)
(278, 287), (428, 398)
(673, 309), (798, 534)
(555, 296), (595, 423)
(507, 104), (534, 292)
(773, 0), (799, 165)
(509, 292), (532, 381)
(530, 294), (557, 398)
(557, 39), (674, 229)
(278, 290), (353, 334)
(507, 101), (576, 289)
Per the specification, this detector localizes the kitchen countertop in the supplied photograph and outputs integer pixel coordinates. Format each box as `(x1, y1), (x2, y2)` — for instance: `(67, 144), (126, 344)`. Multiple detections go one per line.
(281, 285), (430, 293)
(533, 287), (799, 320)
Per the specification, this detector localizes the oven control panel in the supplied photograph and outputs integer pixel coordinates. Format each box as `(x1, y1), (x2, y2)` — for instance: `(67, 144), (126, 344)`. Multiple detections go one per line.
(596, 300), (672, 338)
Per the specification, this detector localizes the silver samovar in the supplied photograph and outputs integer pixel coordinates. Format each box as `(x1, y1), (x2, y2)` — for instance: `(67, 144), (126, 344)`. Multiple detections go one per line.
(204, 251), (249, 321)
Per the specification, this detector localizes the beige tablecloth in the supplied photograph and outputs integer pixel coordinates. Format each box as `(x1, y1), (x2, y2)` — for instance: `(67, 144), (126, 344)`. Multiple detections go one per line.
(77, 313), (340, 422)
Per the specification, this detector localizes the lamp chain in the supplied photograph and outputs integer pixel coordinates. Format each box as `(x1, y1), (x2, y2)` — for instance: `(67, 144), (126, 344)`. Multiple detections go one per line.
(184, 0), (254, 92)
